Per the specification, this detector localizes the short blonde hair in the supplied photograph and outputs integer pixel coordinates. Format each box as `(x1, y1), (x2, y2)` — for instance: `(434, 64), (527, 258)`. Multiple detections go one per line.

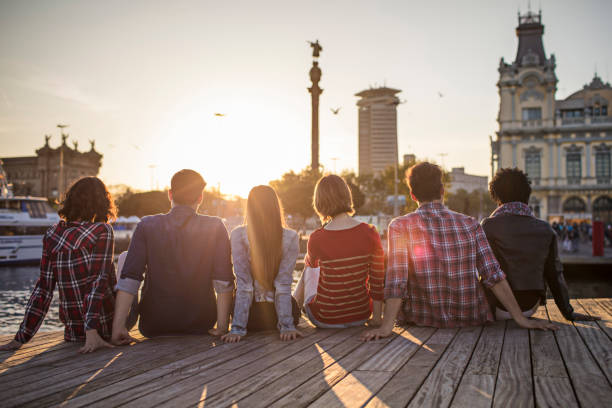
(313, 175), (354, 222)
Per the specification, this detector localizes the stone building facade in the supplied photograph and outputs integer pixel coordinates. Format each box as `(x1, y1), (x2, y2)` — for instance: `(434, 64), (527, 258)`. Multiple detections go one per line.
(491, 11), (612, 223)
(448, 167), (488, 194)
(2, 133), (102, 199)
(356, 87), (401, 175)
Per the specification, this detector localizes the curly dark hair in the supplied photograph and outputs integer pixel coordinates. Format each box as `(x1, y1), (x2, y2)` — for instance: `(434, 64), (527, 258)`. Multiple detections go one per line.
(58, 177), (117, 223)
(406, 162), (443, 202)
(489, 168), (532, 204)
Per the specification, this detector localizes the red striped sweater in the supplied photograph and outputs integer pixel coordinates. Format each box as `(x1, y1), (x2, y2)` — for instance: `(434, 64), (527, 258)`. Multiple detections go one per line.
(305, 223), (385, 325)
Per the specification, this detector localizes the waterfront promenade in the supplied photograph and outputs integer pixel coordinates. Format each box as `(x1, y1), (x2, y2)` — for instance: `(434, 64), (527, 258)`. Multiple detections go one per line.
(0, 298), (610, 407)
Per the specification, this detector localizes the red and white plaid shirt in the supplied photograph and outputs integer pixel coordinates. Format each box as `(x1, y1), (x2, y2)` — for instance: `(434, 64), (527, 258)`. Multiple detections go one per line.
(385, 202), (506, 328)
(15, 221), (116, 343)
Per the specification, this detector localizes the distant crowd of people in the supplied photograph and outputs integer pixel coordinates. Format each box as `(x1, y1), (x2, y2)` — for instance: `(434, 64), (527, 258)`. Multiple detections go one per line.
(2, 163), (600, 354)
(551, 220), (612, 253)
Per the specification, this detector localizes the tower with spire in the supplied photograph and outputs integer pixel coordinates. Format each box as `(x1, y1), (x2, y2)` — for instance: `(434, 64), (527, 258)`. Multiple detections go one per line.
(492, 10), (612, 222)
(497, 10), (558, 138)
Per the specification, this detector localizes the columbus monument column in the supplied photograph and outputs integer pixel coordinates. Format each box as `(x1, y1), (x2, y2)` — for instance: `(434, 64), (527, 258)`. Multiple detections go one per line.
(308, 40), (323, 172)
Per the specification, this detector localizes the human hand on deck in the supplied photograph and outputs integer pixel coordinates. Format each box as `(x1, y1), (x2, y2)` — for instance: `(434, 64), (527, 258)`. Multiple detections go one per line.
(221, 333), (243, 343)
(360, 326), (393, 341)
(208, 327), (228, 337)
(111, 326), (137, 345)
(79, 329), (114, 353)
(570, 312), (600, 321)
(280, 330), (302, 341)
(366, 318), (383, 327)
(516, 317), (558, 331)
(0, 340), (23, 351)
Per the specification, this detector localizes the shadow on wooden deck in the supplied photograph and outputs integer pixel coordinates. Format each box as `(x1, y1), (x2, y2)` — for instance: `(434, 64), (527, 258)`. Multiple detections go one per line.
(1, 298), (611, 407)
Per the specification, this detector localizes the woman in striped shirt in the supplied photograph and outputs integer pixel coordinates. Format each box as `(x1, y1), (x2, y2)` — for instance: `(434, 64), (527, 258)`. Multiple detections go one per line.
(294, 175), (385, 328)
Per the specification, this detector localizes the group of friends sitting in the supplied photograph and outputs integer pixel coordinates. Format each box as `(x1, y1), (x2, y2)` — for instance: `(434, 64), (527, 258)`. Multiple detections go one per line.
(0, 162), (598, 353)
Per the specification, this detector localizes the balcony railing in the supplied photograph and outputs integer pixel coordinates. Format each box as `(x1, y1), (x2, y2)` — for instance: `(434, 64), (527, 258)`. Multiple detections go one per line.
(561, 117), (585, 125)
(592, 116), (612, 124)
(521, 119), (542, 128)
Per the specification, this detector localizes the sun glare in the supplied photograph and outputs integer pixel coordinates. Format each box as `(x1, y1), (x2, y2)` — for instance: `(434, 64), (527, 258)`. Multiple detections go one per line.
(149, 94), (311, 197)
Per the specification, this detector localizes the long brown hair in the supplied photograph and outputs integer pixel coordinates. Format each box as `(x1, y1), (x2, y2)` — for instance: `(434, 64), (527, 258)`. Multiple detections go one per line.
(245, 185), (285, 291)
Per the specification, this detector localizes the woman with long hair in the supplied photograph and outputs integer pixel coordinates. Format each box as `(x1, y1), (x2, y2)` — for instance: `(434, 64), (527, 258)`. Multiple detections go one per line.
(0, 177), (118, 353)
(222, 185), (301, 342)
(294, 174), (385, 328)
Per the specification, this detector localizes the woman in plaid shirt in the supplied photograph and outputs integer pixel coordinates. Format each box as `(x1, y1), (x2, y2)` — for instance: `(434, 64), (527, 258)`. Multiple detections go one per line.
(0, 177), (118, 353)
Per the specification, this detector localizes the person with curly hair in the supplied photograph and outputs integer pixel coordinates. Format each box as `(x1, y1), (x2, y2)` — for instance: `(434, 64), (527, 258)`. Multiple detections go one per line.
(481, 168), (599, 322)
(0, 177), (118, 353)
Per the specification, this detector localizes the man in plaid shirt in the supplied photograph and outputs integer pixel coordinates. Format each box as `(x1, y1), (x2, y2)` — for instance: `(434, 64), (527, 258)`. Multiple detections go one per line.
(362, 162), (557, 340)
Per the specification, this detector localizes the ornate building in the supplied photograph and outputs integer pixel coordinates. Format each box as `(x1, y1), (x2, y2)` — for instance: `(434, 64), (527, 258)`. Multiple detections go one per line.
(491, 11), (612, 222)
(356, 87), (401, 175)
(2, 132), (102, 199)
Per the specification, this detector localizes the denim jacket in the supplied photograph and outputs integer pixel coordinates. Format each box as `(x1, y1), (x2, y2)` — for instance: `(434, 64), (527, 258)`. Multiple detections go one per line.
(229, 226), (298, 336)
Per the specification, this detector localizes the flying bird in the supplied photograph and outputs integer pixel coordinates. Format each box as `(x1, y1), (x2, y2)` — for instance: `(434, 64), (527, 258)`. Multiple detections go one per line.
(438, 92), (444, 98)
(330, 107), (341, 115)
(214, 113), (226, 117)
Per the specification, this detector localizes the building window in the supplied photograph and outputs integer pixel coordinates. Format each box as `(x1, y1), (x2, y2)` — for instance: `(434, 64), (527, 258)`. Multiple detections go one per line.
(565, 145), (582, 185)
(562, 196), (586, 213)
(522, 108), (542, 120)
(524, 149), (541, 181)
(595, 145), (611, 184)
(593, 196), (612, 223)
(603, 106), (608, 116)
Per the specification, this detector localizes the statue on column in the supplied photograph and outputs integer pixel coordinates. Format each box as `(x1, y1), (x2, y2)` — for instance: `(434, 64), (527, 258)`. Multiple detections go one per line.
(308, 40), (322, 58)
(44, 135), (51, 146)
(89, 139), (96, 151)
(61, 133), (68, 145)
(72, 140), (78, 151)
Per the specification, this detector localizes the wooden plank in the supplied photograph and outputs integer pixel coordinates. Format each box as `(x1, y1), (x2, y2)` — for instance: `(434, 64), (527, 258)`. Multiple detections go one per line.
(450, 320), (505, 408)
(306, 327), (436, 408)
(270, 327), (406, 408)
(125, 327), (336, 407)
(235, 329), (369, 407)
(310, 370), (395, 408)
(570, 300), (612, 384)
(492, 320), (533, 408)
(405, 326), (482, 408)
(0, 329), (143, 377)
(82, 333), (288, 407)
(577, 298), (612, 340)
(1, 335), (220, 407)
(358, 326), (436, 371)
(44, 334), (273, 408)
(200, 327), (363, 407)
(595, 298), (612, 314)
(529, 306), (579, 408)
(547, 300), (612, 407)
(364, 328), (459, 408)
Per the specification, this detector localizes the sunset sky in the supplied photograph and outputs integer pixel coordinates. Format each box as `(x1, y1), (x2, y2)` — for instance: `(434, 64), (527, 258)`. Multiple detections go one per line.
(1, 0), (611, 197)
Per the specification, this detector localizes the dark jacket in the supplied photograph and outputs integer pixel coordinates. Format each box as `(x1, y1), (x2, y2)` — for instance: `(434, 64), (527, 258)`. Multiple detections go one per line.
(481, 213), (574, 319)
(118, 205), (234, 336)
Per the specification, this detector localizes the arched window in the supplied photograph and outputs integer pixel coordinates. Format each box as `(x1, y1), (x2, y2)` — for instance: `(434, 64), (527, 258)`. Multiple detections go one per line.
(562, 196), (586, 213)
(593, 196), (612, 223)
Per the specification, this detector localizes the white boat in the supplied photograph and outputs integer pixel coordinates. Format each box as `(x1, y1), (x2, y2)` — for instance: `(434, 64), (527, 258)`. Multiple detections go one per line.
(0, 197), (60, 264)
(112, 215), (140, 240)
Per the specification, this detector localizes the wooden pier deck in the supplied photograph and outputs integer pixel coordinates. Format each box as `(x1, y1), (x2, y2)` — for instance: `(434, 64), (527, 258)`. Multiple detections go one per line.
(1, 298), (611, 407)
